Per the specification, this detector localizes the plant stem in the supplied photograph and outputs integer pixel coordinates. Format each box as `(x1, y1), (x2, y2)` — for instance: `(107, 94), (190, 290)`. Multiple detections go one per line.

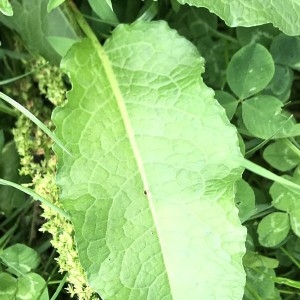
(280, 246), (300, 269)
(68, 1), (101, 48)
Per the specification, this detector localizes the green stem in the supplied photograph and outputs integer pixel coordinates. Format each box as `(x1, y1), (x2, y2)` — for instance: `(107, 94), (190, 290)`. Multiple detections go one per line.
(208, 27), (239, 44)
(280, 246), (300, 269)
(283, 139), (300, 158)
(69, 1), (101, 47)
(50, 273), (68, 300)
(0, 178), (70, 220)
(82, 13), (118, 26)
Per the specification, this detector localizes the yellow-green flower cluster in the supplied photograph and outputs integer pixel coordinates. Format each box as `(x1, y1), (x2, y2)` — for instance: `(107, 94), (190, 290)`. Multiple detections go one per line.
(12, 57), (97, 299)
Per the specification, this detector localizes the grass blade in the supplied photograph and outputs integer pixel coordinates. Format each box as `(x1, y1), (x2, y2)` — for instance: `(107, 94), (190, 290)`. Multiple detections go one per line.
(240, 158), (300, 193)
(0, 91), (71, 155)
(0, 178), (70, 219)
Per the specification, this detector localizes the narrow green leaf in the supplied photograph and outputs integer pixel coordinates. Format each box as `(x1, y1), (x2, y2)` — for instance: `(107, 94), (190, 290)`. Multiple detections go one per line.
(282, 241), (300, 269)
(227, 43), (274, 99)
(136, 1), (158, 22)
(88, 0), (118, 23)
(241, 158), (300, 194)
(0, 71), (37, 86)
(54, 21), (246, 299)
(50, 273), (67, 300)
(257, 212), (290, 247)
(0, 100), (17, 117)
(0, 178), (69, 219)
(0, 91), (70, 155)
(0, 0), (13, 16)
(0, 142), (26, 216)
(271, 276), (300, 289)
(176, 0), (300, 36)
(47, 0), (65, 12)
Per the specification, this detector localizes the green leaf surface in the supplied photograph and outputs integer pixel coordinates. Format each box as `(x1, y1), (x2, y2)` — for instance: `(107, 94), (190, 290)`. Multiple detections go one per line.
(286, 238), (300, 264)
(270, 175), (300, 237)
(16, 273), (48, 300)
(215, 90), (238, 120)
(47, 36), (78, 57)
(236, 24), (279, 47)
(0, 0), (79, 63)
(0, 142), (26, 216)
(169, 7), (230, 89)
(242, 95), (300, 139)
(169, 6), (218, 39)
(270, 177), (297, 213)
(243, 252), (279, 269)
(226, 43), (274, 99)
(235, 179), (255, 223)
(290, 207), (300, 237)
(0, 131), (4, 152)
(53, 21), (246, 299)
(88, 0), (118, 23)
(0, 0), (13, 16)
(0, 272), (17, 299)
(270, 34), (300, 70)
(47, 0), (65, 12)
(0, 91), (70, 155)
(244, 267), (280, 300)
(263, 139), (300, 171)
(263, 65), (293, 102)
(257, 212), (290, 247)
(176, 0), (300, 36)
(198, 37), (229, 89)
(0, 244), (40, 276)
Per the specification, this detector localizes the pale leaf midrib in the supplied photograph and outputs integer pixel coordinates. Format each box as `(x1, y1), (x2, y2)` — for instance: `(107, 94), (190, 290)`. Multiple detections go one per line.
(92, 37), (173, 295)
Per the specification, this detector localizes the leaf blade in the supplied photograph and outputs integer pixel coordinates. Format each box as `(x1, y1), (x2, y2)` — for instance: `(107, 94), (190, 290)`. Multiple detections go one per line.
(54, 21), (246, 299)
(177, 0), (300, 36)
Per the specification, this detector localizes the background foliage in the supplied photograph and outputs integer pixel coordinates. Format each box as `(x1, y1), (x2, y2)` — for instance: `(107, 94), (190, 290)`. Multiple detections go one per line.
(0, 0), (300, 299)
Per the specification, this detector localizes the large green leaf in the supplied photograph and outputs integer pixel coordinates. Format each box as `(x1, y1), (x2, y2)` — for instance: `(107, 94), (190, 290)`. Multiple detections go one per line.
(177, 0), (300, 36)
(53, 21), (246, 299)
